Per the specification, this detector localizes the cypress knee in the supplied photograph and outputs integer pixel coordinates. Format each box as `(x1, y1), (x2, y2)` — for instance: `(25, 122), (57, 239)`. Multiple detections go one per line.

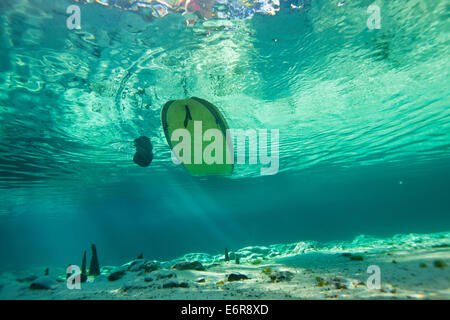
(89, 244), (100, 276)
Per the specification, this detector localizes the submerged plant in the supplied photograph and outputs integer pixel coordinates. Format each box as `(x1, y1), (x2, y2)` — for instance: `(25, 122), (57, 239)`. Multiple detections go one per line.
(433, 260), (447, 269)
(250, 259), (263, 265)
(315, 277), (329, 287)
(349, 255), (364, 262)
(262, 267), (272, 276)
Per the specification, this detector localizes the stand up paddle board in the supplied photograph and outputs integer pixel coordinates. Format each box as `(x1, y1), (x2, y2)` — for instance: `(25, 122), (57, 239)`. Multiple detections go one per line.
(161, 97), (233, 176)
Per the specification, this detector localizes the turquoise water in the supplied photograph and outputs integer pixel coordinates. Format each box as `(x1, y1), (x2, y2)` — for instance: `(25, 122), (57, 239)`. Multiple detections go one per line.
(0, 0), (449, 271)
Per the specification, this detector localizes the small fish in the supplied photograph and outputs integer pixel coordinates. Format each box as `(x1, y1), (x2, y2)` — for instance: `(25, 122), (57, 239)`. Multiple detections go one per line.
(133, 136), (154, 167)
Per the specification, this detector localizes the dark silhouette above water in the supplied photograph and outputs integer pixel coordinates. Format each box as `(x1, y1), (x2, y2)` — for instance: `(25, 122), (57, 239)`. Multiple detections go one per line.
(133, 136), (154, 167)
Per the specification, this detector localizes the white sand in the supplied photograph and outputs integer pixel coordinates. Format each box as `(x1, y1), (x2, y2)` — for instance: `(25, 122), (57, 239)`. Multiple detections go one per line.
(0, 246), (448, 300)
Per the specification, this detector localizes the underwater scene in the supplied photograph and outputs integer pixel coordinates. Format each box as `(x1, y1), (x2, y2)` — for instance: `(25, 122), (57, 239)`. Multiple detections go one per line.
(0, 0), (449, 301)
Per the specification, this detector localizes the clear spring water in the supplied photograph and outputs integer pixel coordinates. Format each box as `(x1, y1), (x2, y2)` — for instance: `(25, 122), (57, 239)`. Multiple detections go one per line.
(0, 0), (449, 270)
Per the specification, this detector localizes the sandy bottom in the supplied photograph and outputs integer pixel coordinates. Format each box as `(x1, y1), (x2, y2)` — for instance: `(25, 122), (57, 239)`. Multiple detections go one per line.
(1, 245), (449, 300)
